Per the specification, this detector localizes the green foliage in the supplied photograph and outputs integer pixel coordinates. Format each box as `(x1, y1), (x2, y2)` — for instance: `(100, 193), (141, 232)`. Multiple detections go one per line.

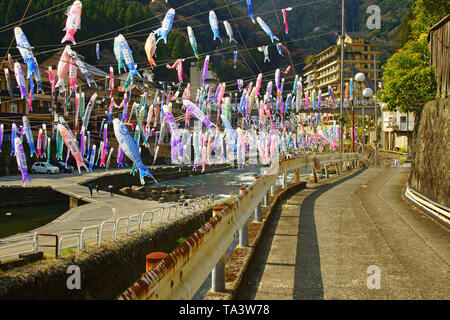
(254, 0), (413, 66)
(379, 0), (447, 114)
(379, 34), (436, 113)
(176, 237), (186, 246)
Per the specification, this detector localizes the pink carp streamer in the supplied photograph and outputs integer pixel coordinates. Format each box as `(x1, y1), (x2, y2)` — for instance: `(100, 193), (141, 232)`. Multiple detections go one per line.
(167, 59), (184, 83)
(282, 8), (292, 34)
(100, 124), (108, 167)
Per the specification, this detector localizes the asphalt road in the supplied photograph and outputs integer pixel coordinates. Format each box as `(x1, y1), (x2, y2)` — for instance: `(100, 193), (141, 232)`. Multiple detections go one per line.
(243, 167), (449, 300)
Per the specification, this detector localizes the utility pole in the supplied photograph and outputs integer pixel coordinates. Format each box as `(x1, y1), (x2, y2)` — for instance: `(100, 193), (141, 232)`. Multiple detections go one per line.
(339, 0), (345, 155)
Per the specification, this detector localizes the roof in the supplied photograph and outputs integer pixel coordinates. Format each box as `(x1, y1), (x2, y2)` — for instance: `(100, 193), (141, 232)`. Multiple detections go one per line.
(345, 32), (366, 38)
(429, 13), (450, 32)
(84, 63), (109, 78)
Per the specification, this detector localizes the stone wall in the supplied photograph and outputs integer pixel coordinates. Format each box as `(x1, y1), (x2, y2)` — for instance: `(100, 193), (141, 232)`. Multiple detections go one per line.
(0, 207), (213, 300)
(409, 98), (449, 207)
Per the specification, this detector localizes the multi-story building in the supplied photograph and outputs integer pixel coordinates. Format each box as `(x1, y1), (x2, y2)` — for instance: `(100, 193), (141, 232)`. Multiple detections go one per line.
(189, 61), (218, 100)
(303, 33), (381, 102)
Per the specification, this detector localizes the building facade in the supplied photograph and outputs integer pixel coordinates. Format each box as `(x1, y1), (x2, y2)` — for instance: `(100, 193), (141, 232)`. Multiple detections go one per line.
(303, 33), (381, 101)
(381, 106), (415, 152)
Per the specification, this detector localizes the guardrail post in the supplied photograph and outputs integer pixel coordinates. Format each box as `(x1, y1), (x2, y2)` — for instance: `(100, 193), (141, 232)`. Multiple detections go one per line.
(263, 187), (270, 206)
(146, 252), (168, 273)
(281, 171), (287, 189)
(211, 206), (226, 292)
(311, 166), (317, 183)
(270, 184), (276, 197)
(254, 176), (262, 222)
(293, 168), (301, 183)
(238, 187), (249, 247)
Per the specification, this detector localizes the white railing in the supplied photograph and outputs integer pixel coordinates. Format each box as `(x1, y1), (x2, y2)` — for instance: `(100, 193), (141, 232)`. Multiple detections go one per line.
(0, 195), (214, 261)
(0, 233), (37, 259)
(118, 153), (360, 300)
(58, 234), (81, 256)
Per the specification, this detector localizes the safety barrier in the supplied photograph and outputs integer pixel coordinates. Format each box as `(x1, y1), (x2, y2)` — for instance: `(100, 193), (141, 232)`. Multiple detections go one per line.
(404, 183), (450, 228)
(0, 233), (37, 260)
(80, 226), (100, 249)
(58, 234), (81, 256)
(118, 153), (359, 300)
(0, 195), (215, 261)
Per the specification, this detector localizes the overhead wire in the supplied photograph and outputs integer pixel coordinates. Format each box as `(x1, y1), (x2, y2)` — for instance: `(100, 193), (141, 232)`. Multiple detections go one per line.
(0, 0), (34, 71)
(0, 0), (340, 134)
(0, 0), (72, 34)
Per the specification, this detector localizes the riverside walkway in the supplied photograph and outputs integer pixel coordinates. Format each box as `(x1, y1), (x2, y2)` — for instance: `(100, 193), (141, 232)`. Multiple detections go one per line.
(242, 167), (450, 300)
(0, 168), (163, 236)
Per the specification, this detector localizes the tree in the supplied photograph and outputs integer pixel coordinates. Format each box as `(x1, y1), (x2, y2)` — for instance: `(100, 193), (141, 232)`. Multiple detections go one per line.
(378, 0), (447, 114)
(378, 34), (436, 114)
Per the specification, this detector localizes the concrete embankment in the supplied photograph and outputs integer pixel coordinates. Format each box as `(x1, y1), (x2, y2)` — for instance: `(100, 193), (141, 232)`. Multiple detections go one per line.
(0, 186), (71, 208)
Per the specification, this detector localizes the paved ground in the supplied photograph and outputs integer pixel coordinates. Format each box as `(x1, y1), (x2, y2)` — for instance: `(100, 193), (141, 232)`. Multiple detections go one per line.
(243, 167), (450, 300)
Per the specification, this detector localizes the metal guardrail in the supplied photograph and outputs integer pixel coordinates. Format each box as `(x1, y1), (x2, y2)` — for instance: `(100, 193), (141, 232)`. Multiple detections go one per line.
(404, 184), (450, 227)
(118, 153), (359, 300)
(0, 195), (214, 261)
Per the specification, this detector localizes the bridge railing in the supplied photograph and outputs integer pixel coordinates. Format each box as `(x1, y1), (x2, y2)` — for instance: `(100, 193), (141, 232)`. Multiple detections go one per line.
(118, 153), (360, 300)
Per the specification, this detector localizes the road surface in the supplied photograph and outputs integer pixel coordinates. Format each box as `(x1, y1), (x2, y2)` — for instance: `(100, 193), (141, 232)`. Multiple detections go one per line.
(243, 167), (449, 300)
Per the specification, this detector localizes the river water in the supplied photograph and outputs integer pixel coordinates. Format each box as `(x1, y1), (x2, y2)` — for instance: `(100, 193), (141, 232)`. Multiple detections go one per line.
(0, 203), (69, 239)
(144, 165), (312, 202)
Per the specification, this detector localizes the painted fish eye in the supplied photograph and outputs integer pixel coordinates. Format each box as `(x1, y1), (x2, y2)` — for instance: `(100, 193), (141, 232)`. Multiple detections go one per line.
(119, 125), (128, 135)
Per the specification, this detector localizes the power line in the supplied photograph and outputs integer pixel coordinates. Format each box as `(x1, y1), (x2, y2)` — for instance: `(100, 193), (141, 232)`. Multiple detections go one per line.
(0, 0), (34, 71)
(0, 0), (72, 34)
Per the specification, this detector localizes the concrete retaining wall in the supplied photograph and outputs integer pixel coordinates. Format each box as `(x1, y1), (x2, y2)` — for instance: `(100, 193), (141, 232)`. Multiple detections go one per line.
(409, 98), (449, 207)
(0, 186), (69, 208)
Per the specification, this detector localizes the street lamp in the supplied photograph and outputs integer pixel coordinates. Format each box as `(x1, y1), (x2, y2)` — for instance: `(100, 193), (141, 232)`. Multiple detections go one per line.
(355, 73), (365, 147)
(362, 87), (373, 145)
(362, 87), (377, 166)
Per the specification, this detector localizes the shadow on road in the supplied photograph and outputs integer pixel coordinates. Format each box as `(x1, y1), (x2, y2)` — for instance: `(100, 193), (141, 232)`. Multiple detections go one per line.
(292, 168), (367, 300)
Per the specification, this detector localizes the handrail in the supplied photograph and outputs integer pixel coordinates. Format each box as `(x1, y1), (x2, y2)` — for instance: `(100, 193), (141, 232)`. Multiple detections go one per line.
(36, 233), (59, 259)
(127, 214), (142, 234)
(0, 239), (36, 259)
(118, 153), (359, 300)
(58, 234), (80, 256)
(113, 217), (130, 241)
(98, 221), (116, 243)
(80, 226), (99, 250)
